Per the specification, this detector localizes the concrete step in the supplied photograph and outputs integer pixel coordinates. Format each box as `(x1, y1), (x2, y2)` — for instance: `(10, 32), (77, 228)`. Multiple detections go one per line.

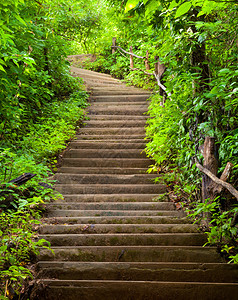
(63, 149), (147, 158)
(91, 102), (149, 107)
(42, 216), (190, 225)
(75, 135), (146, 140)
(39, 224), (197, 234)
(30, 280), (238, 300)
(39, 245), (223, 263)
(91, 90), (150, 96)
(69, 141), (146, 149)
(55, 194), (161, 202)
(88, 107), (147, 115)
(36, 262), (238, 283)
(70, 67), (114, 78)
(54, 183), (166, 194)
(61, 158), (153, 168)
(39, 233), (206, 246)
(46, 210), (182, 218)
(90, 86), (149, 92)
(84, 120), (147, 128)
(89, 115), (148, 120)
(53, 174), (157, 184)
(85, 81), (124, 87)
(45, 202), (173, 211)
(91, 95), (150, 102)
(57, 167), (149, 175)
(78, 128), (145, 135)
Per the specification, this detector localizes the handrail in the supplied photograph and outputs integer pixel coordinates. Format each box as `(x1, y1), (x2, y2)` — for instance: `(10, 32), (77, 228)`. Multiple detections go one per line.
(112, 46), (145, 59)
(111, 37), (171, 101)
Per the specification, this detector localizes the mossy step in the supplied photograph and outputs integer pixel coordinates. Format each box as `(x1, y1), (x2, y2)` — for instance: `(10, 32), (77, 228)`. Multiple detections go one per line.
(39, 233), (206, 246)
(42, 216), (189, 225)
(45, 202), (174, 211)
(84, 120), (147, 128)
(69, 142), (146, 149)
(63, 149), (147, 159)
(89, 115), (148, 120)
(54, 183), (166, 194)
(61, 158), (153, 168)
(39, 245), (223, 263)
(88, 108), (148, 115)
(92, 101), (149, 106)
(33, 280), (238, 300)
(53, 173), (158, 184)
(39, 223), (197, 234)
(55, 193), (163, 202)
(36, 261), (238, 282)
(91, 95), (150, 102)
(78, 128), (146, 135)
(57, 167), (149, 175)
(46, 210), (181, 218)
(75, 135), (146, 140)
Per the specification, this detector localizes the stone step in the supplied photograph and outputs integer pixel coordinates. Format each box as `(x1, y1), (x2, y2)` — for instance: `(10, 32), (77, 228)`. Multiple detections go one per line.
(84, 120), (146, 128)
(75, 135), (146, 140)
(70, 67), (114, 78)
(78, 128), (145, 135)
(31, 280), (238, 300)
(46, 210), (182, 218)
(57, 167), (149, 175)
(39, 233), (206, 246)
(88, 107), (147, 115)
(63, 149), (147, 159)
(69, 141), (146, 149)
(39, 245), (222, 263)
(61, 158), (153, 168)
(90, 86), (149, 92)
(91, 90), (150, 96)
(91, 95), (150, 102)
(85, 81), (125, 87)
(89, 115), (148, 120)
(70, 68), (117, 81)
(53, 174), (157, 184)
(45, 202), (172, 211)
(39, 224), (197, 234)
(54, 183), (166, 194)
(92, 101), (149, 106)
(55, 194), (161, 202)
(36, 262), (238, 283)
(42, 216), (190, 225)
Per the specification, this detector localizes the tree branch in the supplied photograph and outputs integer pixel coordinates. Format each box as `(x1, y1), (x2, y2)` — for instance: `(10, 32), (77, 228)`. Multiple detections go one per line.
(112, 46), (145, 59)
(196, 160), (238, 200)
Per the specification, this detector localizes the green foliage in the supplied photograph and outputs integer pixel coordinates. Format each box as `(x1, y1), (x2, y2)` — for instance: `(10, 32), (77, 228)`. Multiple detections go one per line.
(0, 208), (52, 298)
(0, 0), (91, 297)
(187, 198), (238, 262)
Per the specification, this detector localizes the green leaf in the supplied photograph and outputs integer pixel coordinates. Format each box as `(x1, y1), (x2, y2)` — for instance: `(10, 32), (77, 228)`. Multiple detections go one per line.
(125, 0), (139, 13)
(168, 0), (178, 10)
(175, 1), (192, 18)
(0, 65), (6, 72)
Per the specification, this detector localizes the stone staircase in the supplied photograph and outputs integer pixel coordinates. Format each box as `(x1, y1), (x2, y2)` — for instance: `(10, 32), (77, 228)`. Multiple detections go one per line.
(34, 66), (238, 299)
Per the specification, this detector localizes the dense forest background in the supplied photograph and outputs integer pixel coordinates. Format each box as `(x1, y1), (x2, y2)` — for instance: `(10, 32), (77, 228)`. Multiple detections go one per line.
(0, 0), (237, 298)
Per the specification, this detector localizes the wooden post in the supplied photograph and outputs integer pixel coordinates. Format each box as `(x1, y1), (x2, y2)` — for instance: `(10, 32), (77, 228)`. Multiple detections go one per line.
(155, 56), (167, 101)
(145, 50), (150, 70)
(201, 136), (218, 202)
(112, 37), (116, 54)
(200, 137), (218, 222)
(130, 46), (134, 69)
(154, 55), (159, 76)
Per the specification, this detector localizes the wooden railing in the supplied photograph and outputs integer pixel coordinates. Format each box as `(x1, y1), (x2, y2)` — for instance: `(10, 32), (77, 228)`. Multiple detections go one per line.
(111, 37), (171, 103)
